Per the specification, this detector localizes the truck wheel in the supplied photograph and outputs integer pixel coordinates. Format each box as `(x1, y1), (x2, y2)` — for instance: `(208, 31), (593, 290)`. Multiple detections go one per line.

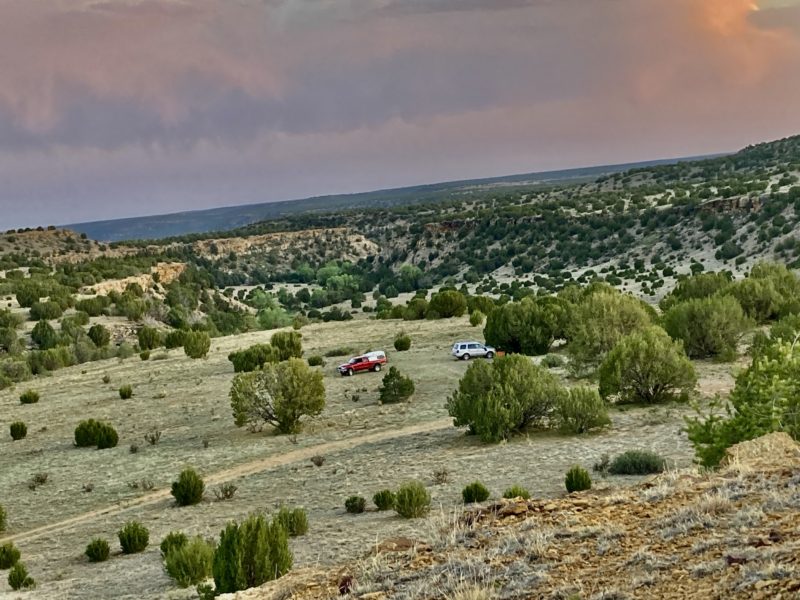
(462, 354), (470, 361)
(374, 364), (382, 372)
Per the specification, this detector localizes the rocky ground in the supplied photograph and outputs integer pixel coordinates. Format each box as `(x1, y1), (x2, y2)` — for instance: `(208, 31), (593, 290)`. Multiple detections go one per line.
(234, 433), (800, 600)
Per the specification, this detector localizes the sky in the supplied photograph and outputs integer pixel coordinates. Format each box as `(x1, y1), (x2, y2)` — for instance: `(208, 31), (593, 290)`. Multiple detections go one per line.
(2, 0), (800, 229)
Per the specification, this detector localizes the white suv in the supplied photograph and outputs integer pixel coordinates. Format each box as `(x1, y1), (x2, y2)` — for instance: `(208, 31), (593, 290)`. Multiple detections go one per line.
(452, 341), (495, 360)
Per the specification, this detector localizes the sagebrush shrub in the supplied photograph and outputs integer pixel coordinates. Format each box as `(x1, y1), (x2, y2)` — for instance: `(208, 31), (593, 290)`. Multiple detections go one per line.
(19, 389), (39, 405)
(307, 355), (324, 367)
(160, 531), (188, 558)
(344, 496), (366, 514)
(139, 351), (150, 361)
(119, 384), (133, 399)
(96, 423), (119, 449)
(0, 542), (20, 569)
(74, 419), (101, 447)
(183, 331), (211, 359)
(165, 536), (215, 588)
(85, 538), (110, 563)
(502, 485), (531, 500)
(8, 562), (34, 590)
(394, 481), (431, 518)
(462, 481), (490, 504)
(373, 489), (395, 511)
(378, 367), (415, 404)
(469, 310), (485, 327)
(274, 506), (308, 537)
(554, 387), (610, 434)
(212, 513), (292, 594)
(565, 466), (591, 493)
(10, 421), (27, 441)
(118, 521), (149, 554)
(607, 450), (666, 475)
(171, 468), (205, 506)
(393, 334), (411, 352)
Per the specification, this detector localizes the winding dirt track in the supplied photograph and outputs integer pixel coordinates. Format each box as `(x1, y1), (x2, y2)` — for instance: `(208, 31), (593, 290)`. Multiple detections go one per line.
(1, 418), (453, 546)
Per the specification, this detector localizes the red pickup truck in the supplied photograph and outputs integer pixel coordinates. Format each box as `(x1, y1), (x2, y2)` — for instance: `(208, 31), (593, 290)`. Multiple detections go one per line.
(338, 351), (387, 376)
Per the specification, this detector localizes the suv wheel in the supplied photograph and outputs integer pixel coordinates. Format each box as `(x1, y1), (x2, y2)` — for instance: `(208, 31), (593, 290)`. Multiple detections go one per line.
(462, 353), (470, 361)
(347, 369), (354, 377)
(373, 364), (381, 372)
(486, 351), (494, 359)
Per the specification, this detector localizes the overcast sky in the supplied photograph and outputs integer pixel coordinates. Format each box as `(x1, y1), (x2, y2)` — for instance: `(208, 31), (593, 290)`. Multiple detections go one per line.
(2, 0), (800, 229)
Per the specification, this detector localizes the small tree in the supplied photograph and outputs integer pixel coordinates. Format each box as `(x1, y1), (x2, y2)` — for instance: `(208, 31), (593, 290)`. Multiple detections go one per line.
(565, 466), (591, 493)
(270, 331), (303, 361)
(483, 296), (569, 355)
(393, 333), (411, 352)
(686, 339), (800, 467)
(229, 358), (325, 433)
(394, 481), (431, 518)
(378, 367), (415, 404)
(183, 331), (211, 359)
(0, 542), (20, 569)
(160, 532), (189, 558)
(554, 387), (610, 434)
(137, 326), (163, 351)
(228, 344), (276, 373)
(8, 562), (34, 590)
(462, 481), (490, 503)
(373, 490), (395, 511)
(212, 513), (292, 594)
(469, 310), (485, 327)
(87, 324), (111, 348)
(165, 536), (215, 588)
(31, 320), (59, 350)
(171, 468), (205, 506)
(447, 355), (567, 443)
(427, 290), (467, 318)
(598, 326), (697, 404)
(85, 538), (110, 563)
(118, 521), (149, 554)
(663, 295), (751, 360)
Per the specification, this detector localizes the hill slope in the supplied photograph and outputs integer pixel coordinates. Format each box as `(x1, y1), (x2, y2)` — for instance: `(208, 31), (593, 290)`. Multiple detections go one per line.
(233, 433), (800, 600)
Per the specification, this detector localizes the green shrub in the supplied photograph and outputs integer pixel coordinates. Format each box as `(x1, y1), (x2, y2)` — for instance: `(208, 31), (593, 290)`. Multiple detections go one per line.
(324, 346), (354, 357)
(567, 291), (653, 374)
(394, 481), (431, 518)
(393, 333), (412, 352)
(541, 354), (566, 369)
(96, 423), (119, 449)
(19, 389), (39, 405)
(229, 358), (325, 433)
(0, 542), (20, 569)
(228, 344), (276, 373)
(10, 421), (27, 441)
(662, 295), (751, 360)
(565, 466), (591, 493)
(29, 301), (63, 321)
(118, 521), (149, 554)
(373, 489), (395, 511)
(74, 419), (102, 447)
(686, 337), (800, 467)
(139, 350), (150, 361)
(274, 507), (308, 537)
(378, 367), (415, 404)
(85, 538), (110, 563)
(502, 485), (531, 500)
(8, 562), (34, 590)
(164, 536), (215, 588)
(607, 450), (666, 475)
(87, 324), (111, 348)
(469, 310), (485, 327)
(599, 326), (697, 404)
(0, 504), (5, 532)
(462, 481), (490, 504)
(183, 331), (211, 359)
(345, 496), (366, 514)
(447, 355), (567, 442)
(270, 331), (303, 361)
(484, 296), (569, 355)
(171, 468), (205, 506)
(212, 513), (292, 594)
(31, 320), (59, 350)
(554, 387), (610, 434)
(659, 272), (732, 311)
(119, 384), (133, 399)
(427, 290), (467, 318)
(160, 531), (189, 558)
(137, 326), (163, 351)
(307, 355), (324, 367)
(165, 330), (187, 349)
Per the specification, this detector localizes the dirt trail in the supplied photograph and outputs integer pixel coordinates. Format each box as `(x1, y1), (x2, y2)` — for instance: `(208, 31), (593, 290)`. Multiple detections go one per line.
(1, 418), (453, 546)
